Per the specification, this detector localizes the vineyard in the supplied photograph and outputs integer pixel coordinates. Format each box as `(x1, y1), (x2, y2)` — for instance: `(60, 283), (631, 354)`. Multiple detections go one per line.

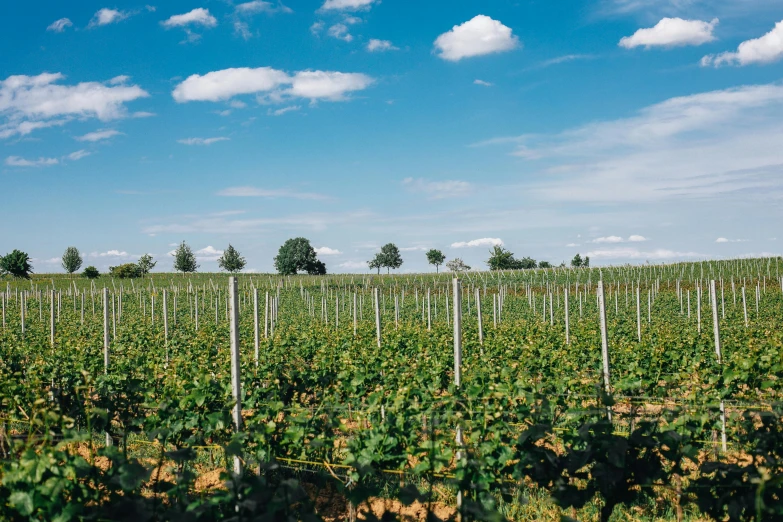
(1, 258), (782, 521)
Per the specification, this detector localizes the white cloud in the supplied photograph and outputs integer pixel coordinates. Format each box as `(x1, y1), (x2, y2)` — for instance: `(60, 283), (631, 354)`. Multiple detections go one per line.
(315, 246), (342, 255)
(270, 105), (301, 116)
(311, 21), (325, 35)
(177, 137), (229, 145)
(0, 73), (148, 139)
(235, 1), (276, 14)
(109, 75), (130, 85)
(339, 260), (369, 269)
(162, 8), (217, 28)
(320, 0), (376, 11)
(399, 246), (429, 252)
(434, 15), (519, 61)
(328, 23), (353, 41)
(592, 235), (624, 243)
(172, 67), (374, 104)
(144, 210), (368, 235)
(478, 83), (783, 203)
(289, 70), (373, 101)
(715, 237), (747, 243)
(67, 150), (91, 160)
(535, 54), (594, 68)
(402, 177), (472, 199)
(702, 20), (783, 67)
(195, 245), (223, 260)
(76, 129), (123, 142)
(90, 8), (130, 27)
(451, 238), (503, 248)
(716, 237), (729, 243)
(172, 67), (289, 102)
(132, 111), (155, 118)
(566, 243), (580, 247)
(367, 39), (398, 52)
(47, 18), (73, 32)
(474, 79), (493, 86)
(619, 17), (718, 48)
(90, 249), (133, 259)
(5, 156), (58, 167)
(628, 234), (648, 242)
(587, 247), (702, 260)
(217, 186), (330, 200)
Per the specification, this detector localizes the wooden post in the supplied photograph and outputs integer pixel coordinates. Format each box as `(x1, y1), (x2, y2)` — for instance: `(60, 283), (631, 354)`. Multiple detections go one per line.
(353, 292), (357, 337)
(253, 288), (259, 367)
(163, 290), (169, 365)
(228, 277), (243, 477)
(564, 287), (569, 345)
(103, 288), (112, 447)
(636, 286), (641, 342)
(710, 281), (727, 453)
(453, 277), (464, 515)
(264, 291), (269, 339)
(374, 287), (381, 348)
(50, 290), (55, 348)
(475, 288), (483, 351)
(597, 281), (612, 421)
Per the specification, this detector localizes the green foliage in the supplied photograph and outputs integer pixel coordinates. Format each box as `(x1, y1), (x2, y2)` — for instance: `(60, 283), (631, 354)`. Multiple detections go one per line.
(273, 237), (325, 275)
(137, 253), (157, 276)
(571, 253), (590, 268)
(110, 263), (142, 279)
(486, 246), (536, 270)
(0, 249), (33, 279)
(538, 261), (553, 269)
(377, 243), (403, 274)
(218, 244), (246, 273)
(426, 249), (446, 272)
(61, 246), (82, 275)
(445, 257), (471, 272)
(172, 241), (199, 274)
(82, 266), (100, 279)
(368, 254), (382, 274)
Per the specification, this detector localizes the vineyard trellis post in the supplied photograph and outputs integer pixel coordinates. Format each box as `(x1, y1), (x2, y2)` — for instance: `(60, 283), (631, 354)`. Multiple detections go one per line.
(163, 289), (169, 365)
(564, 287), (569, 345)
(598, 281), (612, 421)
(253, 288), (259, 367)
(453, 277), (464, 515)
(103, 287), (112, 447)
(228, 277), (243, 476)
(710, 280), (727, 453)
(374, 287), (381, 348)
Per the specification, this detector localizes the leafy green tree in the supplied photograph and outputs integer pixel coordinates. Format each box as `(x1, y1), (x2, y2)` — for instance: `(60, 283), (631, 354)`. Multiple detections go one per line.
(0, 250), (33, 279)
(571, 253), (583, 267)
(61, 246), (82, 276)
(518, 256), (537, 269)
(137, 254), (157, 276)
(110, 263), (142, 279)
(425, 249), (446, 273)
(218, 244), (247, 273)
(82, 266), (100, 279)
(172, 241), (199, 275)
(274, 237), (325, 275)
(486, 246), (534, 270)
(445, 258), (471, 272)
(368, 255), (382, 274)
(378, 243), (403, 274)
(583, 255), (590, 268)
(539, 261), (553, 269)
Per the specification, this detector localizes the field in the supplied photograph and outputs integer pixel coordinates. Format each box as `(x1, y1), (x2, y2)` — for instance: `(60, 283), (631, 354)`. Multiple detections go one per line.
(1, 258), (782, 521)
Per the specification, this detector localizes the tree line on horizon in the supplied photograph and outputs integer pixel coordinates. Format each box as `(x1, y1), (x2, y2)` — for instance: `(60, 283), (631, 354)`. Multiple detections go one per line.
(0, 239), (589, 279)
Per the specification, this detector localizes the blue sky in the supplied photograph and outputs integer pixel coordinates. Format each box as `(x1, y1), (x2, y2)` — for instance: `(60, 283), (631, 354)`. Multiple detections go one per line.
(3, 0), (783, 273)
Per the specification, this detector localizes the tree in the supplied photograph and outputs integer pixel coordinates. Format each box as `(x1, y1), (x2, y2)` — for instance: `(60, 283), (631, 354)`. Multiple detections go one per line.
(274, 237), (325, 275)
(368, 255), (382, 275)
(218, 244), (247, 273)
(539, 261), (553, 269)
(571, 253), (590, 268)
(62, 246), (82, 276)
(445, 258), (471, 272)
(138, 254), (157, 276)
(110, 263), (142, 279)
(486, 246), (536, 271)
(82, 266), (100, 279)
(426, 249), (446, 273)
(0, 250), (33, 279)
(378, 243), (403, 274)
(172, 241), (199, 275)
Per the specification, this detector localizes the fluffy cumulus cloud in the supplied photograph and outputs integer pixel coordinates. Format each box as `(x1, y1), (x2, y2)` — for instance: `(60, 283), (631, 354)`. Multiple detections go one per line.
(89, 8), (131, 27)
(320, 0), (377, 11)
(162, 8), (217, 28)
(217, 186), (329, 200)
(76, 129), (123, 142)
(328, 23), (354, 42)
(367, 39), (398, 52)
(315, 246), (342, 255)
(619, 18), (718, 49)
(702, 20), (783, 67)
(591, 235), (647, 243)
(451, 238), (503, 248)
(177, 137), (229, 145)
(172, 66), (373, 104)
(90, 250), (133, 259)
(195, 246), (223, 261)
(402, 177), (472, 199)
(434, 15), (519, 61)
(715, 237), (747, 243)
(5, 156), (58, 167)
(47, 18), (73, 32)
(0, 73), (148, 139)
(235, 1), (291, 14)
(628, 235), (648, 242)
